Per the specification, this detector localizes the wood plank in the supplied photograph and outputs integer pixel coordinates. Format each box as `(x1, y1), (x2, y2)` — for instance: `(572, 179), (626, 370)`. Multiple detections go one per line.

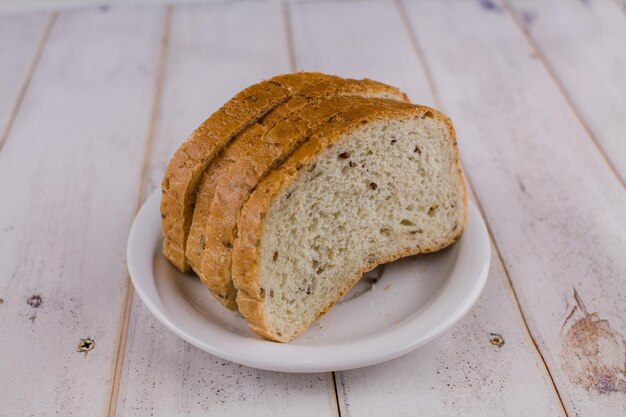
(402, 0), (626, 414)
(506, 0), (626, 184)
(287, 0), (434, 107)
(0, 7), (165, 416)
(289, 1), (565, 415)
(115, 3), (338, 416)
(0, 12), (51, 147)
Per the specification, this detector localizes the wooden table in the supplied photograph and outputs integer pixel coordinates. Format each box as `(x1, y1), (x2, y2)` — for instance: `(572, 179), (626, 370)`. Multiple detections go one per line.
(1, 0), (625, 415)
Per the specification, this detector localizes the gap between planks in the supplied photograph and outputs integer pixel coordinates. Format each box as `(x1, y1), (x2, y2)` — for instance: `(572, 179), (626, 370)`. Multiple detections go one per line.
(282, 1), (297, 73)
(331, 372), (342, 417)
(501, 0), (626, 190)
(0, 12), (57, 155)
(106, 6), (172, 417)
(395, 0), (570, 415)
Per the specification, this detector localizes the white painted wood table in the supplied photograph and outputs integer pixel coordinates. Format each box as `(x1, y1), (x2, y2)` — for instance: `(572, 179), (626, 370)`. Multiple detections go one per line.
(1, 0), (625, 415)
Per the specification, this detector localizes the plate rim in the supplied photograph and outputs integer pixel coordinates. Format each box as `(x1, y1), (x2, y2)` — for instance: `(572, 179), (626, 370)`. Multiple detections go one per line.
(127, 190), (490, 373)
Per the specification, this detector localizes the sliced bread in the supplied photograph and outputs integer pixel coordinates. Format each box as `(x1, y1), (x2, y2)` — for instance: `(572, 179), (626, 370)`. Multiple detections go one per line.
(161, 72), (384, 271)
(190, 93), (409, 310)
(185, 86), (408, 308)
(231, 100), (467, 342)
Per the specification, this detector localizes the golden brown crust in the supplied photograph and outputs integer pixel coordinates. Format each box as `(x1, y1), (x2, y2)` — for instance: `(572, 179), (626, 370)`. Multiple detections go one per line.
(232, 101), (467, 342)
(160, 72), (357, 271)
(161, 80), (287, 271)
(187, 85), (409, 309)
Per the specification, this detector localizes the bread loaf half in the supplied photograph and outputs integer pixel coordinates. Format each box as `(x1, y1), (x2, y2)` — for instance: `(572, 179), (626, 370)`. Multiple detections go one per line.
(232, 100), (466, 342)
(161, 72), (405, 272)
(161, 72), (406, 272)
(187, 89), (409, 310)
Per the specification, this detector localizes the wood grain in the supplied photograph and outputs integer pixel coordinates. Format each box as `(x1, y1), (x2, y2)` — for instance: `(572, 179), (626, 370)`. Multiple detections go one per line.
(0, 12), (52, 149)
(289, 1), (565, 415)
(114, 3), (338, 416)
(506, 0), (626, 184)
(0, 7), (164, 416)
(402, 0), (626, 414)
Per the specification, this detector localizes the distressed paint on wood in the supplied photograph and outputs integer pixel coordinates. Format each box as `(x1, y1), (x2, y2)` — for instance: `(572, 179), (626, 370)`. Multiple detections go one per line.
(0, 7), (165, 416)
(0, 12), (52, 147)
(402, 0), (626, 415)
(560, 289), (626, 395)
(114, 3), (338, 416)
(506, 0), (626, 184)
(289, 1), (565, 415)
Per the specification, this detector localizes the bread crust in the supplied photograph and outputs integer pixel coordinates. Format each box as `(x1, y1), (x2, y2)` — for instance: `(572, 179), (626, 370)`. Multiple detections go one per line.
(161, 72), (347, 271)
(232, 102), (467, 342)
(187, 85), (409, 309)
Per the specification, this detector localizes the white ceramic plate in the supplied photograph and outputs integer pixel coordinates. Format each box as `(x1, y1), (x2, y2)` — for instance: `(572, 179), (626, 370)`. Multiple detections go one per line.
(127, 190), (490, 372)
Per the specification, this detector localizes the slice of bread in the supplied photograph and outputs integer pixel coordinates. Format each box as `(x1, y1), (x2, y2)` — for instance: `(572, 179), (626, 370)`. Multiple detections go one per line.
(231, 100), (467, 342)
(161, 72), (360, 272)
(190, 95), (409, 310)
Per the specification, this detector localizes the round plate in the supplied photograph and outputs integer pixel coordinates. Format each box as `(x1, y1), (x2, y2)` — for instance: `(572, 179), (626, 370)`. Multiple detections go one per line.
(127, 190), (490, 372)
